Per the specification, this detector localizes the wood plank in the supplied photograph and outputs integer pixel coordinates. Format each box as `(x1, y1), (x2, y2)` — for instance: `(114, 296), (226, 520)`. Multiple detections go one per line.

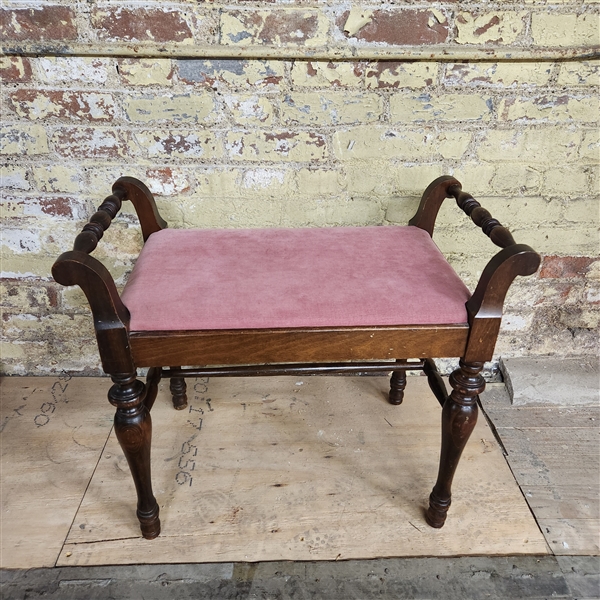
(56, 376), (547, 566)
(522, 485), (600, 520)
(0, 376), (114, 569)
(129, 326), (468, 367)
(498, 428), (599, 487)
(539, 519), (600, 556)
(482, 406), (600, 430)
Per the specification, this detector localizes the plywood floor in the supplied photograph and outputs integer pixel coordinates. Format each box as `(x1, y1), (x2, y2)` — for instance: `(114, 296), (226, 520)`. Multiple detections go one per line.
(1, 375), (548, 568)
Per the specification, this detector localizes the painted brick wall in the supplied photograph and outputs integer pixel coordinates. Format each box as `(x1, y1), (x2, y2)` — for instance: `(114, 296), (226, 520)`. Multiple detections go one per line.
(1, 2), (599, 375)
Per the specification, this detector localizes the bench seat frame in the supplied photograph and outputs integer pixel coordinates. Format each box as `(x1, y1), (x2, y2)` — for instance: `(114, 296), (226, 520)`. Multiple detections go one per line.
(52, 176), (540, 540)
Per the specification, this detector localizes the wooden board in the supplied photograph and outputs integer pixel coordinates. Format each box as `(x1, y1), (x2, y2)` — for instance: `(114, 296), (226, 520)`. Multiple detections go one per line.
(480, 386), (600, 556)
(0, 376), (114, 569)
(54, 376), (547, 565)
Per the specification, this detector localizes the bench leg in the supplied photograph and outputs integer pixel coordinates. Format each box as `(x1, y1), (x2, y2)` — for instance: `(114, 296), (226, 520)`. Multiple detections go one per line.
(426, 360), (484, 528)
(170, 370), (188, 410)
(388, 360), (407, 405)
(109, 373), (161, 539)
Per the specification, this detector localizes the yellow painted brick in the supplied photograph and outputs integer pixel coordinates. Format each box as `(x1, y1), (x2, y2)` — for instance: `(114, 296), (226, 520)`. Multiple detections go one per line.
(498, 96), (600, 122)
(491, 196), (563, 225)
(179, 195), (283, 228)
(438, 132), (472, 159)
(177, 59), (285, 88)
(519, 226), (598, 255)
(85, 167), (146, 205)
(562, 198), (600, 225)
(385, 197), (421, 225)
(542, 166), (591, 196)
(0, 251), (54, 279)
(0, 341), (26, 362)
(224, 94), (275, 126)
(61, 287), (94, 312)
(226, 131), (327, 162)
(557, 60), (600, 86)
(135, 130), (221, 159)
(449, 164), (496, 197)
(365, 62), (438, 90)
(395, 165), (446, 193)
(295, 169), (341, 196)
(444, 62), (554, 87)
(343, 161), (397, 195)
(124, 94), (216, 123)
(193, 169), (244, 197)
(281, 92), (383, 125)
(390, 93), (492, 122)
(579, 129), (600, 163)
(240, 168), (293, 195)
(531, 13), (600, 47)
(119, 59), (174, 86)
(456, 11), (527, 45)
(291, 61), (363, 87)
(477, 128), (581, 163)
(32, 165), (81, 193)
(280, 196), (384, 227)
(491, 164), (542, 194)
(334, 127), (443, 161)
(0, 281), (54, 311)
(1, 125), (49, 155)
(0, 166), (30, 190)
(34, 57), (111, 84)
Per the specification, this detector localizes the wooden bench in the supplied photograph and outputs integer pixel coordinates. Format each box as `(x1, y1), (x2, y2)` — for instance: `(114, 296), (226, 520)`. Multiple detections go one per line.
(52, 176), (540, 540)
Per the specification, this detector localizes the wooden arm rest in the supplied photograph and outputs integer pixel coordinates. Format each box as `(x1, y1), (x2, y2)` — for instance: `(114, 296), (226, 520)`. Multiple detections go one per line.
(113, 177), (167, 242)
(409, 176), (541, 362)
(52, 251), (134, 373)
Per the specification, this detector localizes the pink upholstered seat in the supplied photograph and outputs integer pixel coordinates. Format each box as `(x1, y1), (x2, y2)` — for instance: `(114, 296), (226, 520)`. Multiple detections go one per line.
(121, 226), (470, 332)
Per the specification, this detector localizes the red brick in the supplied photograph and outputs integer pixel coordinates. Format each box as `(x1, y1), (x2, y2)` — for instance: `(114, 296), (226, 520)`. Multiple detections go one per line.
(38, 197), (84, 219)
(9, 90), (115, 122)
(0, 7), (77, 41)
(539, 256), (596, 279)
(340, 10), (449, 45)
(0, 57), (32, 82)
(52, 127), (130, 159)
(92, 8), (193, 42)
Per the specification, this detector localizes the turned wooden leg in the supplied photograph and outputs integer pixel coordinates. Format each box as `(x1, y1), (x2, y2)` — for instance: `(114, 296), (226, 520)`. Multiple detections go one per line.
(426, 360), (484, 528)
(109, 373), (161, 539)
(388, 361), (407, 405)
(170, 370), (188, 410)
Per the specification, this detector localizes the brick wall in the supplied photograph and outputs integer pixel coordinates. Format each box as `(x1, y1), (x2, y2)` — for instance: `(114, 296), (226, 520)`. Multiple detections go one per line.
(1, 2), (599, 375)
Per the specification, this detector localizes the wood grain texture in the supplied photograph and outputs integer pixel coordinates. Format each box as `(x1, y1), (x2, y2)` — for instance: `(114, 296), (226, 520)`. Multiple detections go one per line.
(0, 376), (113, 569)
(56, 376), (547, 565)
(129, 326), (469, 367)
(480, 386), (600, 556)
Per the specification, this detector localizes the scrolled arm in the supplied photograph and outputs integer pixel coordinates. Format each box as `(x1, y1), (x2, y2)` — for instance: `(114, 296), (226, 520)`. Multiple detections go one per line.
(113, 176), (167, 242)
(52, 251), (135, 374)
(463, 243), (541, 363)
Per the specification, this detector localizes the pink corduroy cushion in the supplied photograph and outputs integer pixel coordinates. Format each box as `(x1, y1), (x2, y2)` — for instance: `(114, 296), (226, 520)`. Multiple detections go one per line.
(121, 226), (470, 331)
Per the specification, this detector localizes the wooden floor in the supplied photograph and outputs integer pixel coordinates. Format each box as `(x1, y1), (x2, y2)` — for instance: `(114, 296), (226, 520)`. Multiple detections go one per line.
(1, 375), (547, 568)
(480, 385), (600, 556)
